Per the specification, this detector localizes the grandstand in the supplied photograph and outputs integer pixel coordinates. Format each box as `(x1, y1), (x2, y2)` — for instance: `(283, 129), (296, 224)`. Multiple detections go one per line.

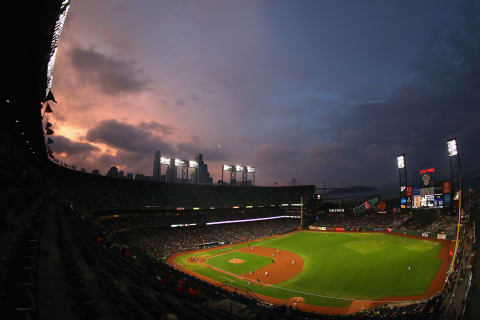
(1, 2), (478, 320)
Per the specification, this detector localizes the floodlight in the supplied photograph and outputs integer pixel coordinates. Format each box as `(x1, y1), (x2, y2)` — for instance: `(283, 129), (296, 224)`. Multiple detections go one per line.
(447, 139), (458, 156)
(223, 164), (232, 171)
(235, 165), (244, 172)
(397, 155), (405, 169)
(174, 158), (183, 166)
(189, 160), (198, 168)
(160, 157), (170, 165)
(247, 166), (255, 173)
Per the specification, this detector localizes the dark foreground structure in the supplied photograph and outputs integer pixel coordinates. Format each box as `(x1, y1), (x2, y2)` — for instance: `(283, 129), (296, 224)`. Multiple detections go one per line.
(2, 2), (478, 320)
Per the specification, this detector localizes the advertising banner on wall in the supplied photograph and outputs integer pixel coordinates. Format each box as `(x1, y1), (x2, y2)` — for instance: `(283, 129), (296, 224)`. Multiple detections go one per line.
(413, 195), (421, 208)
(406, 186), (413, 197)
(442, 181), (452, 194)
(413, 186), (420, 195)
(420, 187), (435, 195)
(434, 194), (444, 208)
(437, 234), (447, 240)
(406, 196), (412, 208)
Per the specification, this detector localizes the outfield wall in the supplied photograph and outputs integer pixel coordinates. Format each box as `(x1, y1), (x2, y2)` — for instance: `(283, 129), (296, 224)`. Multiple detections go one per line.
(308, 225), (455, 240)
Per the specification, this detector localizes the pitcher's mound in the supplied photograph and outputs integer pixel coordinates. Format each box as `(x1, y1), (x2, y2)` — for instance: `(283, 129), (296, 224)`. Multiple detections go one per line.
(229, 258), (245, 264)
(289, 297), (305, 303)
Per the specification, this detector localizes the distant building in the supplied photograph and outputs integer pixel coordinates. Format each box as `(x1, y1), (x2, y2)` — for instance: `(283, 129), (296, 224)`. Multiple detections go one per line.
(191, 154), (213, 184)
(118, 170), (124, 178)
(92, 169), (100, 175)
(80, 168), (86, 173)
(152, 151), (161, 180)
(244, 180), (253, 186)
(126, 173), (134, 180)
(135, 173), (146, 181)
(166, 158), (177, 183)
(106, 166), (119, 177)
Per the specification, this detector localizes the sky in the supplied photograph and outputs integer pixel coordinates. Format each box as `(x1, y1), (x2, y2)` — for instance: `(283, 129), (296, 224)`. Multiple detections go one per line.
(48, 0), (480, 190)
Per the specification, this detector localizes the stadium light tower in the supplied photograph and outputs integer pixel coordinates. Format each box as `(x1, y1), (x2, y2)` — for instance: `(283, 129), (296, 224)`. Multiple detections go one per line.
(446, 137), (462, 273)
(397, 154), (408, 195)
(447, 138), (461, 197)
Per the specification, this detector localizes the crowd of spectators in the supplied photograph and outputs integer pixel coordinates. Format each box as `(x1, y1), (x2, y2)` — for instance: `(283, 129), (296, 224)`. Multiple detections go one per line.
(118, 219), (299, 260)
(97, 207), (300, 234)
(311, 209), (458, 236)
(311, 212), (410, 230)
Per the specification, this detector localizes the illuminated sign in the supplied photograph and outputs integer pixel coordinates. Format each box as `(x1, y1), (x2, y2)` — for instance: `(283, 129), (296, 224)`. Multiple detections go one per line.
(420, 187), (435, 196)
(246, 205), (253, 208)
(422, 173), (432, 186)
(193, 207), (200, 210)
(232, 206), (240, 209)
(176, 207), (184, 211)
(328, 208), (345, 213)
(413, 195), (421, 208)
(406, 186), (413, 196)
(420, 168), (435, 175)
(442, 181), (452, 194)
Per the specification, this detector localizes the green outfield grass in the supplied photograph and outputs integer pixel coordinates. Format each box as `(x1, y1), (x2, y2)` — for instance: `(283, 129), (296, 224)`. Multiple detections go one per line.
(173, 231), (446, 308)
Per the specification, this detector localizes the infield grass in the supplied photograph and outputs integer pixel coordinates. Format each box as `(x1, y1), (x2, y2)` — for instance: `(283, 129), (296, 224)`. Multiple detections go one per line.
(173, 231), (447, 308)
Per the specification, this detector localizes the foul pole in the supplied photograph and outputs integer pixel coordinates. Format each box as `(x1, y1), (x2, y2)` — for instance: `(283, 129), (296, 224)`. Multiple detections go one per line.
(300, 196), (303, 229)
(449, 169), (462, 273)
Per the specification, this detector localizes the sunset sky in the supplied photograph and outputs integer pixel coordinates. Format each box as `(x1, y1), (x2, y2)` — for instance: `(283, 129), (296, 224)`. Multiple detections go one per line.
(48, 0), (479, 190)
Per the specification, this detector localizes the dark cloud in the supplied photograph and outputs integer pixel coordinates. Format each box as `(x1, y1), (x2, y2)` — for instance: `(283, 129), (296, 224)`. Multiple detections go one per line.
(176, 142), (229, 161)
(253, 145), (299, 166)
(70, 47), (150, 95)
(51, 135), (99, 155)
(53, 112), (66, 122)
(176, 98), (187, 106)
(80, 119), (229, 173)
(138, 121), (175, 135)
(312, 15), (480, 185)
(86, 119), (175, 155)
(190, 94), (201, 101)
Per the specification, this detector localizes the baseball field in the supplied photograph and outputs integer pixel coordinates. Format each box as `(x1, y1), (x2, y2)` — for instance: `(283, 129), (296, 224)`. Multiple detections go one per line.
(167, 231), (454, 314)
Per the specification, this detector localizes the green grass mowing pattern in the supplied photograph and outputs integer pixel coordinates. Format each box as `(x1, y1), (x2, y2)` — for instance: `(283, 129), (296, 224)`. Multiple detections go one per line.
(206, 251), (273, 275)
(174, 231), (445, 308)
